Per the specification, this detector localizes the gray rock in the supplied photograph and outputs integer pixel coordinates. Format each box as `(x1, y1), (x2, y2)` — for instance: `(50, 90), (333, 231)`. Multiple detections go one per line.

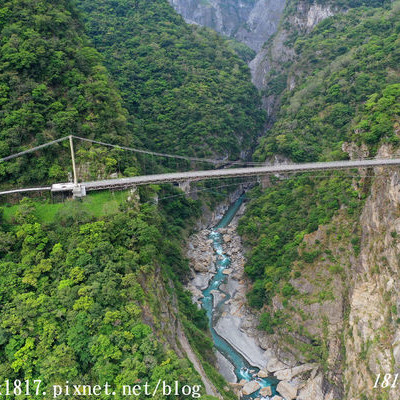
(266, 355), (288, 373)
(277, 380), (297, 400)
(274, 363), (317, 381)
(215, 351), (236, 383)
(215, 315), (267, 369)
(242, 380), (261, 396)
(168, 0), (286, 52)
(257, 369), (269, 378)
(296, 373), (325, 400)
(259, 386), (272, 397)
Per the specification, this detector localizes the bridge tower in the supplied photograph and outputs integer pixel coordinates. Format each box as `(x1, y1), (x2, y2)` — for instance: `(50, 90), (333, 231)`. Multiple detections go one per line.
(69, 135), (86, 198)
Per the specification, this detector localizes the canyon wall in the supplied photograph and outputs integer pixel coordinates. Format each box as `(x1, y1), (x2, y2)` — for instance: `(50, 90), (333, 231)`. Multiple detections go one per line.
(168, 0), (286, 52)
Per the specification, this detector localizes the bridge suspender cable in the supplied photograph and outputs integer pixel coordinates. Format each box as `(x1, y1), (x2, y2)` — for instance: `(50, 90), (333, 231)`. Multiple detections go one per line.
(0, 134), (259, 166)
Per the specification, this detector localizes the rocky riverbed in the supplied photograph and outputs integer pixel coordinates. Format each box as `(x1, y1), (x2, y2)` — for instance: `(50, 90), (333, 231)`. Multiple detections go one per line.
(186, 198), (331, 400)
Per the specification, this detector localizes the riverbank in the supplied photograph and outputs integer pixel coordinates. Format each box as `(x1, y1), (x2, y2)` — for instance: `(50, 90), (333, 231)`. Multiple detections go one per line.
(186, 194), (330, 400)
(186, 196), (278, 398)
(214, 206), (268, 371)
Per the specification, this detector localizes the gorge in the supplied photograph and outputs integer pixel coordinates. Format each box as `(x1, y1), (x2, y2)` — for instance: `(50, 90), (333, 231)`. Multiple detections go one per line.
(1, 1), (399, 399)
(171, 1), (400, 399)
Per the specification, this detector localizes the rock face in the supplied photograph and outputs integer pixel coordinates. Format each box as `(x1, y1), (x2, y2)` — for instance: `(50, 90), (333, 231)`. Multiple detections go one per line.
(277, 380), (297, 400)
(247, 145), (400, 400)
(168, 0), (286, 52)
(242, 380), (261, 395)
(343, 145), (400, 400)
(250, 0), (335, 89)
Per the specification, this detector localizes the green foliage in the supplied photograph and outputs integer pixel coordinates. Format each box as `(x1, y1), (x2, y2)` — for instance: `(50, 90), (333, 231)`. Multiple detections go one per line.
(258, 311), (285, 334)
(225, 38), (257, 63)
(238, 173), (360, 307)
(241, 2), (399, 311)
(0, 0), (130, 186)
(256, 4), (400, 162)
(0, 192), (208, 397)
(76, 0), (265, 159)
(354, 84), (400, 147)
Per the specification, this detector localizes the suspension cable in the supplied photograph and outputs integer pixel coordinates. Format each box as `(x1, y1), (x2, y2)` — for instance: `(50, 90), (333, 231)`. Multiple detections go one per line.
(71, 135), (269, 166)
(1, 134), (398, 167)
(0, 136), (70, 163)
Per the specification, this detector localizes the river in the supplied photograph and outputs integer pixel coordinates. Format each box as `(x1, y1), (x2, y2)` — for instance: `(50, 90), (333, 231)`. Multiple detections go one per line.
(200, 195), (278, 399)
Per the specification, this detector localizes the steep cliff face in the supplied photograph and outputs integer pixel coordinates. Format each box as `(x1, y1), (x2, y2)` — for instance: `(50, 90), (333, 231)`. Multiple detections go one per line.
(250, 0), (336, 115)
(344, 145), (400, 400)
(237, 149), (400, 400)
(238, 2), (399, 398)
(168, 0), (286, 52)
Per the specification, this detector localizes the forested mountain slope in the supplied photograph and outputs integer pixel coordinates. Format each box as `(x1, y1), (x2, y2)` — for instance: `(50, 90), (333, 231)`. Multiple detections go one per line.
(0, 194), (218, 399)
(238, 2), (400, 399)
(0, 0), (268, 398)
(255, 1), (399, 162)
(0, 0), (130, 186)
(251, 0), (391, 113)
(76, 0), (265, 159)
(0, 0), (265, 189)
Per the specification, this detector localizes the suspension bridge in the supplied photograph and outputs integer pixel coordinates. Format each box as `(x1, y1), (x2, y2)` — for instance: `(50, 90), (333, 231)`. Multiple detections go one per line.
(1, 135), (400, 197)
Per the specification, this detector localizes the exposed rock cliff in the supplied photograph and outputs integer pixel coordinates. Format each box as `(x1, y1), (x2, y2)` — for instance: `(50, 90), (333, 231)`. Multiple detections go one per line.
(250, 0), (337, 117)
(168, 0), (286, 52)
(245, 144), (400, 399)
(344, 145), (400, 400)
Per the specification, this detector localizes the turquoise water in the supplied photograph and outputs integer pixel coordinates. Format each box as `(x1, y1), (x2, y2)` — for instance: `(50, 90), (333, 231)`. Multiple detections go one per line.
(201, 195), (278, 399)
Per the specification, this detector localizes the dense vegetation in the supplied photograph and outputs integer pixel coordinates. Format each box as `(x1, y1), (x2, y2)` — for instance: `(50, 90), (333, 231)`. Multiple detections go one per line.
(76, 0), (265, 159)
(0, 0), (131, 186)
(0, 188), (227, 399)
(1, 0), (265, 188)
(240, 2), (400, 313)
(238, 173), (360, 308)
(0, 0), (264, 397)
(256, 3), (400, 162)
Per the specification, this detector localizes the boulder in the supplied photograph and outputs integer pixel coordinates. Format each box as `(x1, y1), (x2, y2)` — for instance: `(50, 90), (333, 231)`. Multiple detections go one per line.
(296, 373), (324, 400)
(222, 268), (233, 275)
(223, 234), (232, 242)
(259, 386), (272, 397)
(277, 381), (297, 400)
(274, 363), (317, 381)
(257, 370), (269, 378)
(266, 356), (288, 373)
(192, 260), (209, 273)
(228, 383), (243, 389)
(242, 381), (261, 396)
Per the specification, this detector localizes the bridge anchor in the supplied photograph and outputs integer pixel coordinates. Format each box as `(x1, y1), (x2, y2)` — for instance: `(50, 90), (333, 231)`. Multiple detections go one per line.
(72, 185), (86, 199)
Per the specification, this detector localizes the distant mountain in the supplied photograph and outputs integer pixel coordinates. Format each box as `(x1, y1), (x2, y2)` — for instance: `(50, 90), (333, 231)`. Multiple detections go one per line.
(76, 0), (265, 160)
(168, 0), (286, 52)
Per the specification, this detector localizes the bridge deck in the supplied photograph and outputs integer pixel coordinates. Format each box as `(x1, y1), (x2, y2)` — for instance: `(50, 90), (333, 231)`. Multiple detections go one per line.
(49, 158), (400, 193)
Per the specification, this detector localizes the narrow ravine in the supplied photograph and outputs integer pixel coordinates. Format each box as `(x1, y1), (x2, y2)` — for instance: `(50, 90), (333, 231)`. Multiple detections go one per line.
(200, 195), (278, 399)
